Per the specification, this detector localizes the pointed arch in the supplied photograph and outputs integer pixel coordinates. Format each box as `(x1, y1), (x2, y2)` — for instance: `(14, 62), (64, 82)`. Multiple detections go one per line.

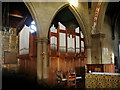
(24, 2), (41, 38)
(48, 4), (90, 48)
(96, 2), (108, 33)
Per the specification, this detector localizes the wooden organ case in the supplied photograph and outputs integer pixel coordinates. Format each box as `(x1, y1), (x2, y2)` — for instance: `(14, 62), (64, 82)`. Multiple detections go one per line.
(48, 24), (87, 87)
(18, 33), (37, 79)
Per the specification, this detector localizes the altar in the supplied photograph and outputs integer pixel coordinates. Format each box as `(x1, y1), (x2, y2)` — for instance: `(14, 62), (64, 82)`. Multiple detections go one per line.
(85, 72), (120, 88)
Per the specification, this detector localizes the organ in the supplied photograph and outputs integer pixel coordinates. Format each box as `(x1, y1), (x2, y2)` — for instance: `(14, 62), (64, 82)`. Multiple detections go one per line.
(48, 22), (87, 87)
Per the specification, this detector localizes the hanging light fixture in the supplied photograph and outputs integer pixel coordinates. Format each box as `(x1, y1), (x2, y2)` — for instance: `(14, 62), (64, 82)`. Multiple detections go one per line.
(10, 10), (23, 18)
(68, 0), (78, 7)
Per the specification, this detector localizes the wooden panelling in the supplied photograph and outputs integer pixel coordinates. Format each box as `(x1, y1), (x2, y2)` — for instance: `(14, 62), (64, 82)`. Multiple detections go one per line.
(48, 26), (86, 86)
(4, 51), (17, 64)
(29, 33), (37, 57)
(50, 32), (58, 37)
(67, 53), (75, 58)
(59, 30), (66, 33)
(59, 52), (66, 57)
(50, 51), (58, 57)
(48, 57), (86, 85)
(18, 33), (37, 78)
(104, 64), (114, 73)
(87, 64), (114, 73)
(87, 64), (104, 72)
(19, 57), (37, 77)
(18, 54), (29, 59)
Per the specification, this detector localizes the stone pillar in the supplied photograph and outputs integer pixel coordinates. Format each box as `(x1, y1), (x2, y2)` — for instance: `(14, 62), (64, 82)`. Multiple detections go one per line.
(86, 46), (91, 64)
(37, 40), (43, 80)
(91, 33), (105, 64)
(37, 37), (48, 81)
(42, 38), (48, 79)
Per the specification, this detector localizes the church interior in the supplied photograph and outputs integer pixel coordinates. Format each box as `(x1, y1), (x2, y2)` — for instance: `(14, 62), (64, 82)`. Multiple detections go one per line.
(1, 1), (120, 89)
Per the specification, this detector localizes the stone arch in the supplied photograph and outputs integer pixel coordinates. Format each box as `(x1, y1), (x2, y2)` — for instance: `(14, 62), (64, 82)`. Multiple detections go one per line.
(22, 2), (45, 80)
(48, 4), (90, 86)
(24, 2), (90, 47)
(48, 3), (90, 51)
(96, 2), (109, 33)
(22, 2), (91, 81)
(23, 2), (41, 38)
(69, 5), (90, 48)
(47, 3), (91, 65)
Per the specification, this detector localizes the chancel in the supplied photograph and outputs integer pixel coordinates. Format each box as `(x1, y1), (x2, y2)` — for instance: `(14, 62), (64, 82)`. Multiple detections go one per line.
(1, 1), (120, 89)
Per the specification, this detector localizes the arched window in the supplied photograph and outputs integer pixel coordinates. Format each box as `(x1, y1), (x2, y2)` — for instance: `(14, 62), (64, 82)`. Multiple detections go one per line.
(30, 21), (37, 34)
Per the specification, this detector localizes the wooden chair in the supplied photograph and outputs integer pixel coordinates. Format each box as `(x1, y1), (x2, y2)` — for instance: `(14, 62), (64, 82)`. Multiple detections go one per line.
(66, 71), (76, 88)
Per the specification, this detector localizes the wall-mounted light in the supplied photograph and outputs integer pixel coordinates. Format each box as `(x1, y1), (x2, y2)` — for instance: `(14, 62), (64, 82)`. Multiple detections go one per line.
(68, 0), (78, 7)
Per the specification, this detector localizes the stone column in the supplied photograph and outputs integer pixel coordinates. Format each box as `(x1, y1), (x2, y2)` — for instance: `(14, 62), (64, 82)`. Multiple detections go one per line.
(37, 37), (48, 81)
(37, 40), (43, 80)
(91, 33), (105, 64)
(86, 46), (92, 64)
(42, 38), (48, 79)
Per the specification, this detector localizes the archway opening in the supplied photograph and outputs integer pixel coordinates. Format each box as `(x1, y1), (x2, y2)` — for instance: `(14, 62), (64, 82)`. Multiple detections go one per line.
(48, 6), (86, 87)
(2, 2), (37, 79)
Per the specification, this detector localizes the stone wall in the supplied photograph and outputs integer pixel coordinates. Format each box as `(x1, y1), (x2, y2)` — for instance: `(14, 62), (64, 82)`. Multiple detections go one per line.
(0, 31), (3, 64)
(24, 2), (120, 81)
(25, 2), (93, 81)
(1, 28), (18, 62)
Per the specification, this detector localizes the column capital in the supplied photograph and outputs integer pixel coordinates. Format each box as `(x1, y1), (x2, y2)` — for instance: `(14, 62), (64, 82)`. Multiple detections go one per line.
(91, 33), (105, 39)
(86, 45), (91, 49)
(37, 37), (48, 43)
